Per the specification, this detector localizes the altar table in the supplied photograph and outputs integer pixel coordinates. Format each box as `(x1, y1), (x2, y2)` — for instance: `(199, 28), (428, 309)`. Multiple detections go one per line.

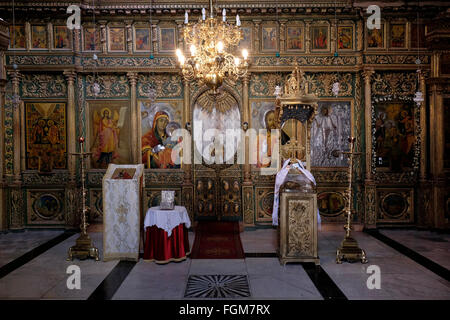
(143, 206), (191, 264)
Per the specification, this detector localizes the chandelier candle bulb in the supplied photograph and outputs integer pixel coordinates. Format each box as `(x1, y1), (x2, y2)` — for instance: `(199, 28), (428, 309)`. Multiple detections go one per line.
(217, 41), (224, 53)
(202, 8), (206, 20)
(185, 11), (188, 24)
(190, 45), (196, 56)
(222, 8), (226, 22)
(236, 14), (241, 26)
(242, 49), (248, 60)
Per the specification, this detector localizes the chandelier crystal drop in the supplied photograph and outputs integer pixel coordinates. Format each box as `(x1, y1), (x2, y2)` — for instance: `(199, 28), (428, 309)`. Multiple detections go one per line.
(176, 0), (249, 93)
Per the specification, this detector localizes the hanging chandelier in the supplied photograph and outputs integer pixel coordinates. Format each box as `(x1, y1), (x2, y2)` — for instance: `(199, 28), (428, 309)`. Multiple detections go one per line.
(176, 0), (249, 92)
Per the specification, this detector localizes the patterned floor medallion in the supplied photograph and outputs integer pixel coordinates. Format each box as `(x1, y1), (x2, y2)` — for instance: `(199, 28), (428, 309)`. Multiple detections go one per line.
(184, 275), (251, 298)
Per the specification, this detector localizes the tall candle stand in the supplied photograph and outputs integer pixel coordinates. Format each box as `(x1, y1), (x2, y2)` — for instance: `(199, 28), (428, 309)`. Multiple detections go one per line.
(335, 137), (368, 264)
(67, 137), (99, 261)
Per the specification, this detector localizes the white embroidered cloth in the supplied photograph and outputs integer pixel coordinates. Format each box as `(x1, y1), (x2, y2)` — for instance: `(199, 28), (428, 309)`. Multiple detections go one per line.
(103, 164), (144, 262)
(144, 206), (191, 237)
(272, 159), (320, 226)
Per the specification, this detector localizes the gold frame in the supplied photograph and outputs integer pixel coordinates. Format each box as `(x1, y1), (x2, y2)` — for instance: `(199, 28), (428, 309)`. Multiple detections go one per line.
(85, 99), (132, 170)
(285, 23), (305, 53)
(139, 99), (184, 170)
(336, 25), (355, 52)
(8, 25), (27, 50)
(81, 25), (101, 52)
(366, 22), (386, 50)
(158, 26), (177, 53)
(388, 22), (408, 50)
(376, 188), (414, 224)
(239, 25), (253, 52)
(133, 24), (152, 53)
(310, 23), (330, 52)
(107, 25), (127, 52)
(311, 98), (355, 170)
(52, 25), (72, 51)
(261, 24), (279, 52)
(30, 24), (48, 50)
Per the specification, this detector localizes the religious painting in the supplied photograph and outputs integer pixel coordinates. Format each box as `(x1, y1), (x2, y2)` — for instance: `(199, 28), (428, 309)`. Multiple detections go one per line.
(389, 23), (406, 48)
(311, 26), (329, 51)
(140, 100), (183, 169)
(53, 26), (71, 49)
(239, 27), (252, 50)
(88, 101), (131, 169)
(25, 102), (67, 171)
(83, 27), (101, 51)
(318, 192), (346, 216)
(108, 27), (126, 52)
(377, 189), (414, 223)
(193, 91), (241, 165)
(444, 98), (450, 168)
(159, 27), (176, 52)
(374, 101), (416, 171)
(337, 26), (353, 50)
(31, 25), (47, 49)
(251, 101), (278, 168)
(261, 26), (278, 52)
(134, 27), (151, 52)
(311, 101), (351, 167)
(286, 26), (304, 51)
(411, 23), (425, 48)
(9, 25), (26, 49)
(367, 24), (384, 49)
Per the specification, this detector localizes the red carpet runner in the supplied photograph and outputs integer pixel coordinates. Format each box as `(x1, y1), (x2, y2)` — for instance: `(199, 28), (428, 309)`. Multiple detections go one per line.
(190, 221), (245, 259)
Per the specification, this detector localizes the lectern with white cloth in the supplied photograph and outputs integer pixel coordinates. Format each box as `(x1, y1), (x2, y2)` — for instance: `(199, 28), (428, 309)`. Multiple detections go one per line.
(103, 164), (144, 261)
(274, 65), (320, 265)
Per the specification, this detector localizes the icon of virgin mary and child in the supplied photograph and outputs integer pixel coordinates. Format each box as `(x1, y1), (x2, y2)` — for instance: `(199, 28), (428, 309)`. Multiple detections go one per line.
(141, 111), (182, 169)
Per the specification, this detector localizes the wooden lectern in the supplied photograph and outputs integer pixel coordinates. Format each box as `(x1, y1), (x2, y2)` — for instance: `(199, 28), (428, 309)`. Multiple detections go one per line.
(276, 65), (320, 265)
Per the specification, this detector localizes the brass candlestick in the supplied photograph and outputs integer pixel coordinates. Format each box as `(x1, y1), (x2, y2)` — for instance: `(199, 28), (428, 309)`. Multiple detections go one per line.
(67, 137), (99, 261)
(335, 137), (367, 264)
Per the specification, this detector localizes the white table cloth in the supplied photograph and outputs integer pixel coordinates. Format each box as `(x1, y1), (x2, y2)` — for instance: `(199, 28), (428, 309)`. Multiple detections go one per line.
(144, 206), (191, 237)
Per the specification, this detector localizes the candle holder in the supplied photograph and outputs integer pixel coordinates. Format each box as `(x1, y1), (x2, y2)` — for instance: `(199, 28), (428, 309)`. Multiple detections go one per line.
(67, 137), (99, 261)
(335, 137), (368, 264)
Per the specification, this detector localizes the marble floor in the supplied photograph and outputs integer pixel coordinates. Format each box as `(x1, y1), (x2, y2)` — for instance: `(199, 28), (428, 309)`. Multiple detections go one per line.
(0, 228), (448, 300)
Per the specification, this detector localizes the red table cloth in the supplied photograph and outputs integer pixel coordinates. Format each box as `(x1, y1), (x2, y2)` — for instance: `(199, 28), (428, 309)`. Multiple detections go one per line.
(143, 224), (190, 263)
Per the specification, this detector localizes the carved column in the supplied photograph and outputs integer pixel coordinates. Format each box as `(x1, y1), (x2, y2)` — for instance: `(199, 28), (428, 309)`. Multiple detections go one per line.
(182, 78), (191, 184)
(243, 73), (251, 184)
(99, 21), (107, 53)
(127, 72), (139, 164)
(125, 20), (133, 54)
(151, 20), (159, 53)
(429, 80), (446, 229)
(8, 70), (21, 184)
(176, 20), (184, 50)
(181, 78), (194, 224)
(8, 70), (24, 230)
(305, 20), (312, 54)
(73, 28), (81, 54)
(331, 21), (337, 54)
(242, 73), (254, 227)
(0, 79), (5, 230)
(419, 71), (428, 181)
(279, 20), (287, 54)
(64, 70), (77, 181)
(362, 69), (376, 229)
(253, 20), (261, 52)
(25, 22), (31, 52)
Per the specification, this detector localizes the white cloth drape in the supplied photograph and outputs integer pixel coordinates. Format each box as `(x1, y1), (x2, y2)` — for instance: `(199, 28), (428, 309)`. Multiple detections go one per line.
(144, 206), (191, 237)
(272, 159), (321, 227)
